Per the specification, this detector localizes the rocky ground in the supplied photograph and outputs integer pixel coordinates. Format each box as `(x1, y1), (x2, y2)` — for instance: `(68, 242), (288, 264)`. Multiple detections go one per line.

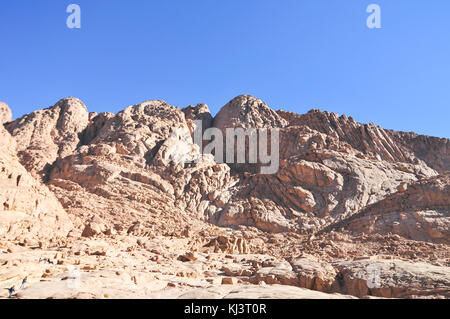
(0, 96), (449, 299)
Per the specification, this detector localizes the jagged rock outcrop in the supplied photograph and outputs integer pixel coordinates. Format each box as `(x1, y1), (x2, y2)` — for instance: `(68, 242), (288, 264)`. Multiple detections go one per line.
(32, 100), (233, 235)
(278, 109), (450, 173)
(204, 97), (440, 236)
(0, 102), (12, 124)
(290, 258), (337, 292)
(5, 95), (448, 243)
(4, 97), (89, 179)
(278, 109), (411, 163)
(2, 94), (449, 300)
(0, 125), (72, 243)
(81, 216), (116, 237)
(390, 131), (450, 173)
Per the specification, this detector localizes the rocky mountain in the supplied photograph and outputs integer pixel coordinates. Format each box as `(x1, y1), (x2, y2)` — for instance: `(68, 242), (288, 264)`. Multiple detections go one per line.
(0, 119), (72, 244)
(0, 96), (448, 299)
(4, 98), (89, 180)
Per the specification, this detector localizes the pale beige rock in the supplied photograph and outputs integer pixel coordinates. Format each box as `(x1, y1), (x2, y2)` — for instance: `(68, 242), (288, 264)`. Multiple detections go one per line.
(204, 236), (250, 254)
(2, 94), (449, 300)
(332, 259), (450, 298)
(340, 174), (450, 244)
(0, 102), (12, 124)
(291, 258), (337, 292)
(5, 97), (89, 178)
(0, 125), (72, 242)
(278, 108), (450, 173)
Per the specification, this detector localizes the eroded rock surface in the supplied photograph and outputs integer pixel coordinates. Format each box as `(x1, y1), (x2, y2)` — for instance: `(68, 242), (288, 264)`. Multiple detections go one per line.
(1, 95), (449, 299)
(0, 125), (72, 243)
(5, 98), (89, 179)
(334, 173), (450, 244)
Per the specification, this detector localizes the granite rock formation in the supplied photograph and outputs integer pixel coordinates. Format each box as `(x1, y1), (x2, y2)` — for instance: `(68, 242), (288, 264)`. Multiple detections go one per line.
(0, 110), (72, 244)
(1, 95), (448, 299)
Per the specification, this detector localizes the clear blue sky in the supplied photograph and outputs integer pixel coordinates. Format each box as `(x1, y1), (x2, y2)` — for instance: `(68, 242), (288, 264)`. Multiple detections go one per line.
(1, 0), (449, 138)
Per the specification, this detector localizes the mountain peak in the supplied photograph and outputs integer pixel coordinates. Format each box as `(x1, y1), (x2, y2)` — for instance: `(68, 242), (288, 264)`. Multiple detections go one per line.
(213, 95), (287, 131)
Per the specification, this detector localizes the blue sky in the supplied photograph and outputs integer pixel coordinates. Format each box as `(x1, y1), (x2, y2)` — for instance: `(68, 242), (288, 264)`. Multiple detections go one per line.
(0, 0), (449, 138)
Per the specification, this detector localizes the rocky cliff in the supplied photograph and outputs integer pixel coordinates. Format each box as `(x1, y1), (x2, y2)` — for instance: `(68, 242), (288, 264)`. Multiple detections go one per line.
(0, 105), (72, 244)
(1, 95), (448, 299)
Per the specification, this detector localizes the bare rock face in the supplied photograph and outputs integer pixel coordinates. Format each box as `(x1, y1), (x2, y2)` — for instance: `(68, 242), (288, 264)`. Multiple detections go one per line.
(213, 95), (287, 132)
(81, 112), (115, 145)
(278, 109), (450, 173)
(337, 173), (450, 244)
(5, 95), (447, 243)
(390, 131), (450, 173)
(87, 100), (186, 159)
(5, 98), (89, 179)
(211, 95), (287, 175)
(0, 102), (12, 124)
(182, 103), (213, 136)
(291, 258), (337, 292)
(278, 109), (409, 163)
(2, 94), (449, 300)
(204, 96), (441, 237)
(43, 100), (232, 236)
(332, 259), (450, 298)
(0, 125), (72, 242)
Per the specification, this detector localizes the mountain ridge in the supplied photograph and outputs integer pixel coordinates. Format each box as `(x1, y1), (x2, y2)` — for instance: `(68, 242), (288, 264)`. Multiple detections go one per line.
(0, 95), (448, 299)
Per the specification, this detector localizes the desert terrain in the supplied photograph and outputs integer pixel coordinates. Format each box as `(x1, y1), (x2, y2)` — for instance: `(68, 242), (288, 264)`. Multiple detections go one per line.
(0, 96), (448, 299)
